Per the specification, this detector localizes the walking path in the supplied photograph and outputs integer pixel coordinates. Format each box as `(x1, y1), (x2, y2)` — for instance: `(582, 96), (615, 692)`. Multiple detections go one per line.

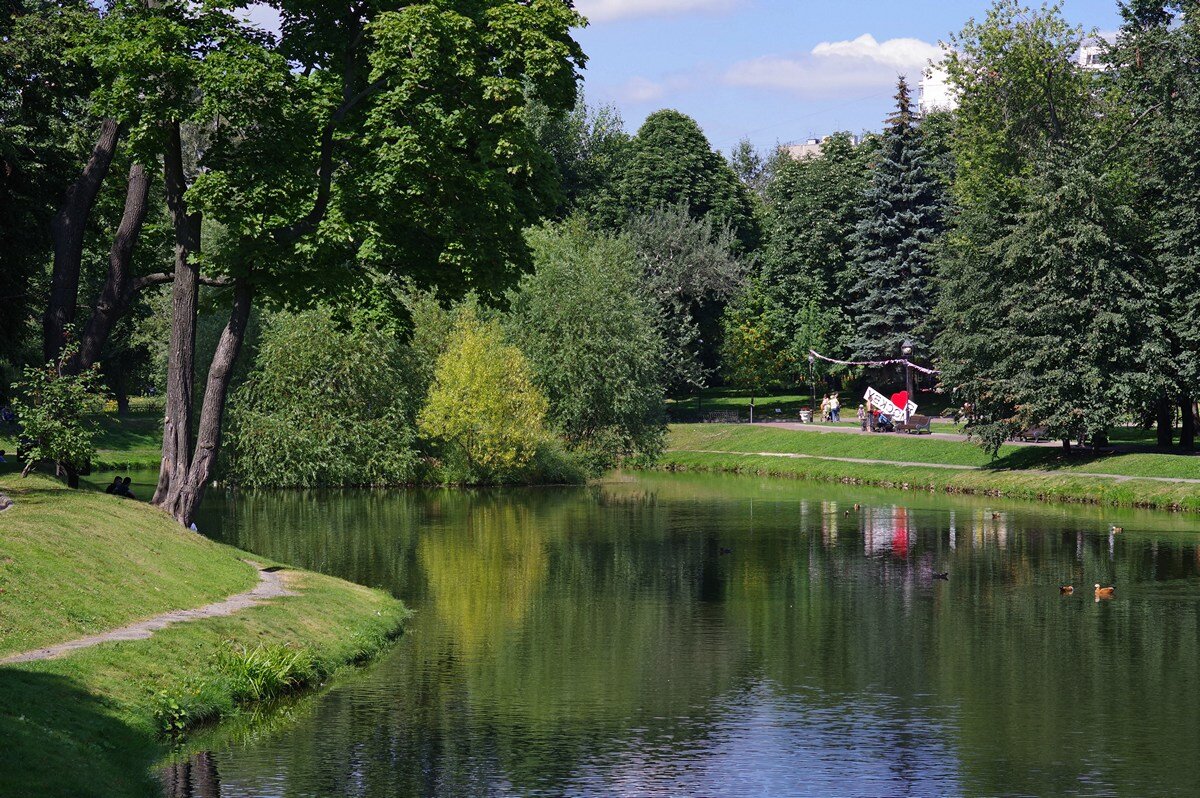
(0, 562), (295, 666)
(674, 449), (1200, 485)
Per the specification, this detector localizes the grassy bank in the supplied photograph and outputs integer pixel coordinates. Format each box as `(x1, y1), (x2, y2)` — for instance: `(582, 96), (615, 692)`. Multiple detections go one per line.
(661, 424), (1200, 512)
(1, 412), (163, 472)
(0, 474), (408, 797)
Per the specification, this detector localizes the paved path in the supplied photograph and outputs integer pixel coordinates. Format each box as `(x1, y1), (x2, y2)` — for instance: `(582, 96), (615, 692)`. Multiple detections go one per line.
(673, 449), (1200, 485)
(760, 421), (1060, 447)
(0, 562), (295, 666)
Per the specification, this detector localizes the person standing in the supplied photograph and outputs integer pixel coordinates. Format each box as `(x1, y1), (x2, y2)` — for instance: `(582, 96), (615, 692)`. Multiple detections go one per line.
(830, 394), (841, 423)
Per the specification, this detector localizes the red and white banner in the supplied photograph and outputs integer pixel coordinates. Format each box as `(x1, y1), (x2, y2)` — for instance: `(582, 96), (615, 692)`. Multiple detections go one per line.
(864, 387), (917, 422)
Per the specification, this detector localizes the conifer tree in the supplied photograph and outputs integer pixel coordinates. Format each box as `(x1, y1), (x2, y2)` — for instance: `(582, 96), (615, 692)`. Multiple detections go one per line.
(848, 78), (945, 362)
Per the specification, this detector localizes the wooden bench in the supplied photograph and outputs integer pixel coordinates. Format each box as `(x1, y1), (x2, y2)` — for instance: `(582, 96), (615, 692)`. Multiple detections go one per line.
(896, 414), (933, 434)
(1016, 427), (1049, 442)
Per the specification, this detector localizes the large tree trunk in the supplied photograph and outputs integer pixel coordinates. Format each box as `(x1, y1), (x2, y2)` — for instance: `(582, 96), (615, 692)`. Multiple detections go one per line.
(153, 124), (201, 509)
(1156, 395), (1174, 448)
(70, 163), (152, 373)
(44, 118), (122, 362)
(1181, 395), (1196, 451)
(159, 281), (253, 526)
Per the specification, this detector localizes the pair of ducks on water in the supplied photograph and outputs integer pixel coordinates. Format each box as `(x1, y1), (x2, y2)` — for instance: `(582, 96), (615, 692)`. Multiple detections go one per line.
(1060, 584), (1116, 598)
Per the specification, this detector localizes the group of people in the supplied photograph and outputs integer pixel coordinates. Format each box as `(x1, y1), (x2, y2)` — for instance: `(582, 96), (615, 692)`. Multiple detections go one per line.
(105, 476), (137, 499)
(819, 394), (842, 423)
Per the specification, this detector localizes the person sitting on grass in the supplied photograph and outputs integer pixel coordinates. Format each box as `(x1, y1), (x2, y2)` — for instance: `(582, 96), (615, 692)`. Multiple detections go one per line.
(117, 477), (135, 499)
(105, 476), (122, 494)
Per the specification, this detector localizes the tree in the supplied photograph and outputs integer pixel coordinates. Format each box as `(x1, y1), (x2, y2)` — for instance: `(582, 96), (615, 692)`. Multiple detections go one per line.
(86, 0), (585, 524)
(959, 151), (1157, 452)
(226, 308), (419, 488)
(526, 95), (630, 219)
(508, 222), (665, 471)
(419, 310), (549, 483)
(622, 203), (747, 392)
(13, 342), (105, 488)
(932, 1), (1102, 450)
(611, 109), (760, 250)
(720, 278), (801, 396)
(1105, 0), (1200, 448)
(848, 78), (945, 363)
(763, 132), (876, 352)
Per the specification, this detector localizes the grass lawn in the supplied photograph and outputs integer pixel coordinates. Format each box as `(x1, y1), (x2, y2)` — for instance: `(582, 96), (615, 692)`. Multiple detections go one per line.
(663, 424), (1200, 512)
(1, 411), (163, 472)
(0, 474), (408, 797)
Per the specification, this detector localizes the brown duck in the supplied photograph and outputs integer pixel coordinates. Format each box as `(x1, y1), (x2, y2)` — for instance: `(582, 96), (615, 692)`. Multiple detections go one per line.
(1094, 583), (1115, 599)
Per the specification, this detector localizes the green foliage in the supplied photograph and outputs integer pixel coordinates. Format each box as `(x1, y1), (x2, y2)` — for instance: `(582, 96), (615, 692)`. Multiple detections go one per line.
(611, 109), (760, 251)
(721, 278), (804, 392)
(509, 222), (666, 471)
(418, 309), (550, 483)
(13, 344), (106, 482)
(227, 308), (418, 487)
(526, 94), (631, 219)
(762, 132), (876, 356)
(623, 203), (747, 392)
(216, 642), (319, 705)
(849, 79), (946, 361)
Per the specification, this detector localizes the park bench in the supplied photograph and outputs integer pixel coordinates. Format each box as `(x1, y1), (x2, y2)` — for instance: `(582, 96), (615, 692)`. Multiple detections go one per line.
(1016, 427), (1049, 442)
(896, 414), (933, 435)
(704, 410), (741, 424)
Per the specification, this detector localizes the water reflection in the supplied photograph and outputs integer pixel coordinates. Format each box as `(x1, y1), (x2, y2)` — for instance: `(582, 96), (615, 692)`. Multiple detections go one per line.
(167, 473), (1200, 797)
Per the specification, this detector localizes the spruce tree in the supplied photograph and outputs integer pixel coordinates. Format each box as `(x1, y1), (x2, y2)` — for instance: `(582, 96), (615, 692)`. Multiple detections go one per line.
(848, 78), (945, 362)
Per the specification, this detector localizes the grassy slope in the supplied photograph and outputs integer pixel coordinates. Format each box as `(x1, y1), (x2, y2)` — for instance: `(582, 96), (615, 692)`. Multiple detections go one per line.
(0, 475), (408, 798)
(663, 425), (1200, 512)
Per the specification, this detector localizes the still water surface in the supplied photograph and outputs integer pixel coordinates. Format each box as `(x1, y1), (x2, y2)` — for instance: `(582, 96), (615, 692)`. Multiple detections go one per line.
(165, 472), (1200, 797)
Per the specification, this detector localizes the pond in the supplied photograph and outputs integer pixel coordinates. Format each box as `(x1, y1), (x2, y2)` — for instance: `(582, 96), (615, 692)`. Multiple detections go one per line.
(161, 472), (1200, 797)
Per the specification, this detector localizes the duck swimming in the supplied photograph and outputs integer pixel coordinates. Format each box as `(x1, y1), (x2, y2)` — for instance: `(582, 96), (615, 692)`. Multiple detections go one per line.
(1060, 585), (1074, 595)
(1094, 583), (1115, 598)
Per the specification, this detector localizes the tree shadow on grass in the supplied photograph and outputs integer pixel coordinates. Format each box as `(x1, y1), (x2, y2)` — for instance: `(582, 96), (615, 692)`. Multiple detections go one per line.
(0, 667), (164, 798)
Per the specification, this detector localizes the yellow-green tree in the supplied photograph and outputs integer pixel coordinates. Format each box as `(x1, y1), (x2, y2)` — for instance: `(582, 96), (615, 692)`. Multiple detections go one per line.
(418, 311), (549, 483)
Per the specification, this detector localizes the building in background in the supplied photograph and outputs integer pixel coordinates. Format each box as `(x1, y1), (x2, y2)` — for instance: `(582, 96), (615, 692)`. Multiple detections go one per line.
(781, 134), (861, 161)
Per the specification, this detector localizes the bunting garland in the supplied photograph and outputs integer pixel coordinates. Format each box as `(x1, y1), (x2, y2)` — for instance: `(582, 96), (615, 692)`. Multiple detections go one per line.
(808, 349), (941, 376)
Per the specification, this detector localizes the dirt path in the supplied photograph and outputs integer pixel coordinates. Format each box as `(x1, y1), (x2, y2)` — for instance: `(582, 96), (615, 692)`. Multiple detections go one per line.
(0, 562), (296, 666)
(673, 449), (1200, 485)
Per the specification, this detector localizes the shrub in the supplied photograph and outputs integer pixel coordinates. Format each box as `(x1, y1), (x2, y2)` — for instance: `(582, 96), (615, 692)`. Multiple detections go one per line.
(508, 222), (666, 472)
(12, 342), (106, 487)
(418, 309), (550, 483)
(227, 308), (419, 487)
(217, 642), (319, 704)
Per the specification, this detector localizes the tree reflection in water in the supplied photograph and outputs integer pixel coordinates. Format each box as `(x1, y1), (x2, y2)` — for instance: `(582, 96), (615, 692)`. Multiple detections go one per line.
(180, 473), (1200, 797)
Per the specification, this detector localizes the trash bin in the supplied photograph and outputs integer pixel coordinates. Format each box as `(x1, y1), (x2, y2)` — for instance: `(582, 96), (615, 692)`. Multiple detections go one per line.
(799, 410), (813, 423)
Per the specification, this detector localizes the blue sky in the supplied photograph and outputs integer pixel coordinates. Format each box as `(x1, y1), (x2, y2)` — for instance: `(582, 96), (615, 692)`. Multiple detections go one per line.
(572, 0), (1124, 154)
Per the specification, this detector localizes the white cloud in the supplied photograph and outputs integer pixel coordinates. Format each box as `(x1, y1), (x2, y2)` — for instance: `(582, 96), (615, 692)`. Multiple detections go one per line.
(577, 0), (740, 23)
(725, 34), (943, 97)
(613, 76), (669, 103)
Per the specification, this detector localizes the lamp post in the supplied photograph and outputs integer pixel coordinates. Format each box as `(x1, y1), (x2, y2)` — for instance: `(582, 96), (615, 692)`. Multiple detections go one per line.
(901, 340), (914, 417)
(808, 353), (816, 424)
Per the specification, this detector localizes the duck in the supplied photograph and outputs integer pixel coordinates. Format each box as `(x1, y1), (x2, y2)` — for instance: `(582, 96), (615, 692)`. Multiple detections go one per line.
(853, 504), (861, 511)
(991, 512), (1001, 520)
(844, 510), (850, 517)
(1111, 525), (1124, 534)
(1094, 583), (1115, 598)
(932, 571), (949, 581)
(1060, 585), (1074, 595)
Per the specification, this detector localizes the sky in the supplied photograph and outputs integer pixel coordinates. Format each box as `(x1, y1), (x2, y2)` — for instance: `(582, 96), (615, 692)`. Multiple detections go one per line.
(571, 0), (1125, 154)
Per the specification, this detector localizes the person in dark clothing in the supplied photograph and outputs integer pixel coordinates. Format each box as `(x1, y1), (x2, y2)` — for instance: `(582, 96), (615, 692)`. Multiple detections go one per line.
(105, 476), (122, 494)
(117, 477), (135, 499)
